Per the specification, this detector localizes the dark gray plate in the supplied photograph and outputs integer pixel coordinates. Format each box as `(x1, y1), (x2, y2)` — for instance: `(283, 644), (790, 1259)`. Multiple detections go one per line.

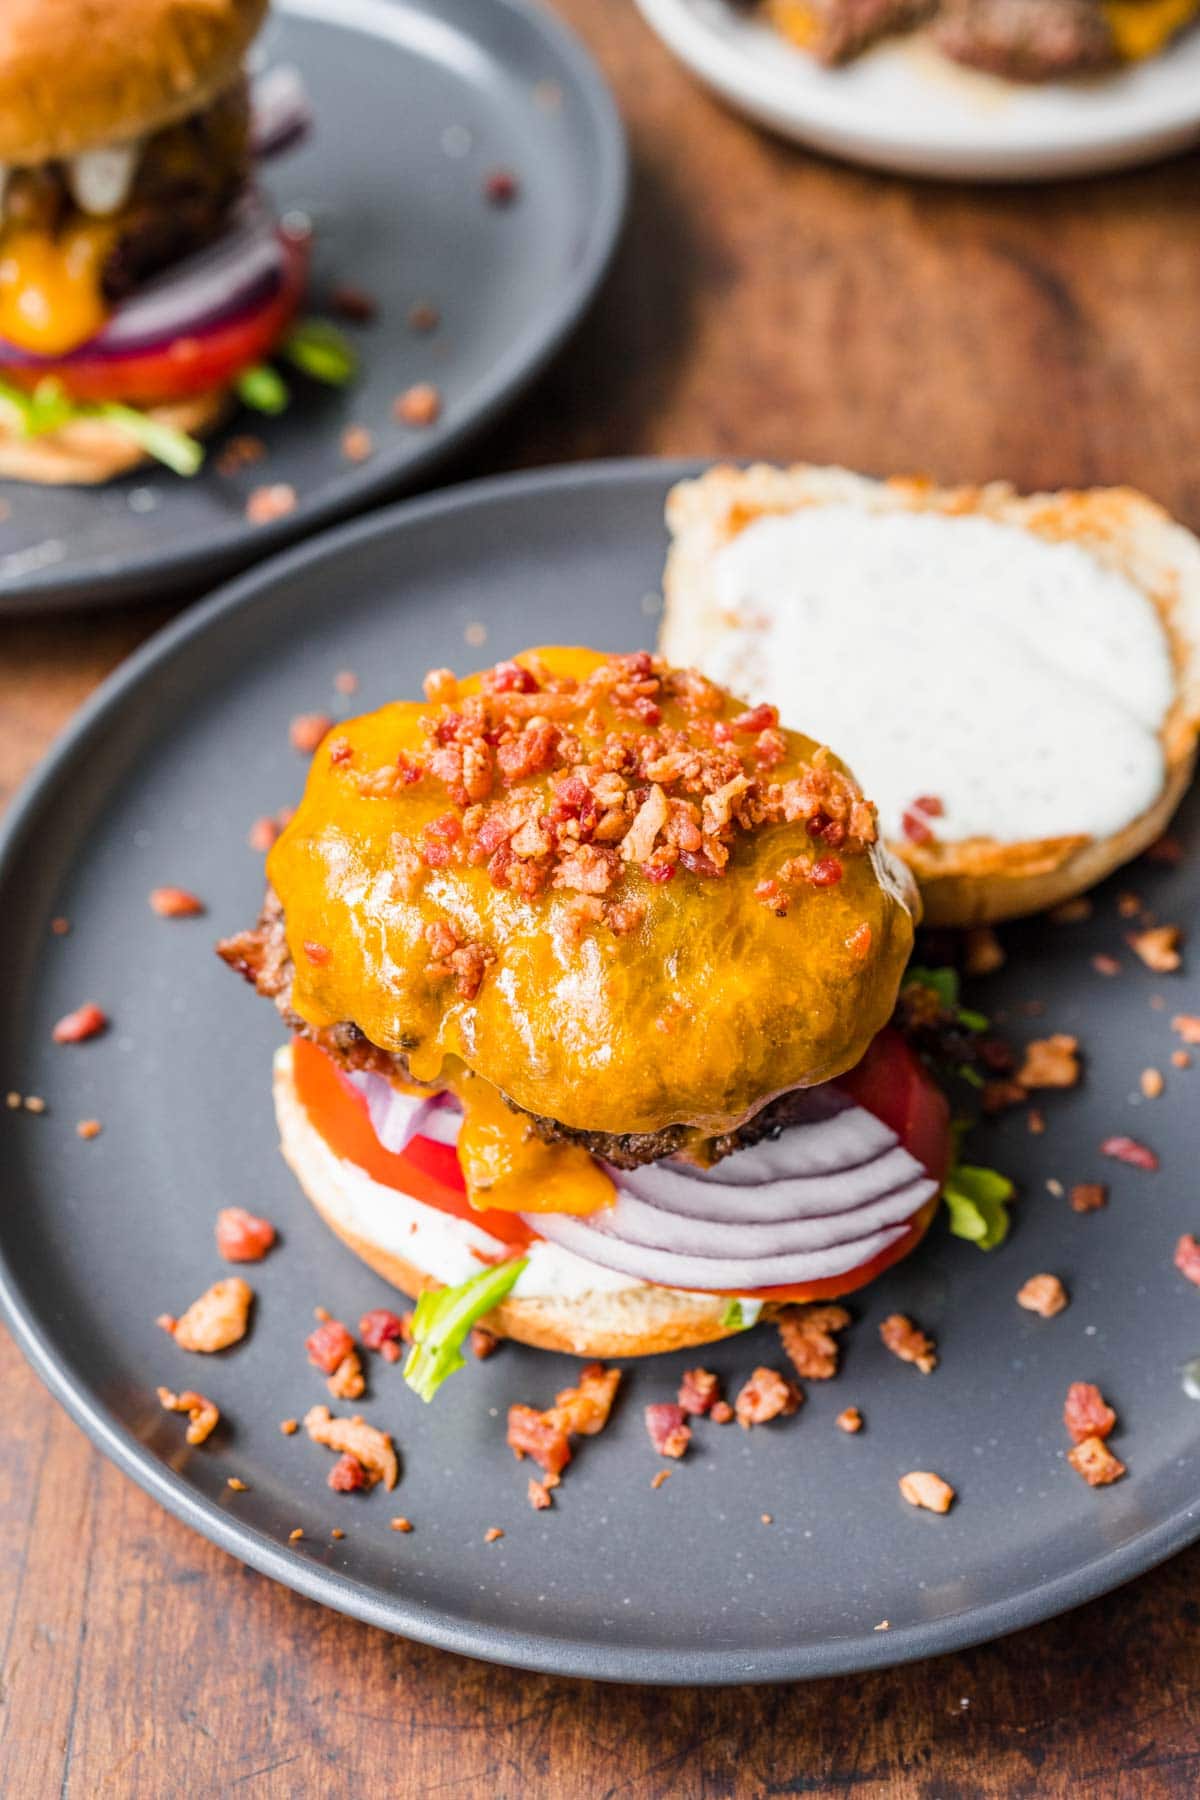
(0, 0), (624, 614)
(2, 460), (1199, 1685)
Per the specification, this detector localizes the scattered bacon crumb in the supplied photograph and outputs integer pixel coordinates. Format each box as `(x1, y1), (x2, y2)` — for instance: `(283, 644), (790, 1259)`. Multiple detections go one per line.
(306, 1319), (356, 1375)
(328, 1452), (369, 1493)
(1092, 954), (1122, 977)
(407, 301), (440, 333)
(359, 1307), (411, 1351)
(1068, 1437), (1126, 1487)
(149, 886), (205, 918)
(1071, 1182), (1107, 1214)
(1140, 1067), (1165, 1099)
(1174, 1235), (1200, 1287)
(1064, 1382), (1116, 1444)
(1128, 925), (1182, 973)
(483, 169), (519, 205)
(1116, 891), (1142, 920)
(710, 1400), (734, 1425)
(215, 434), (266, 476)
(170, 1278), (253, 1352)
(645, 1403), (692, 1458)
(874, 1620), (890, 1632)
(836, 1407), (863, 1434)
(1017, 1034), (1080, 1090)
(227, 1477), (247, 1492)
(156, 1313), (177, 1335)
(734, 1367), (802, 1428)
(245, 483), (296, 524)
(341, 425), (374, 464)
(880, 1313), (937, 1374)
(289, 1527), (303, 1542)
(330, 282), (376, 322)
(314, 1306), (331, 1322)
(248, 814), (282, 852)
(678, 1367), (721, 1416)
(507, 1363), (621, 1477)
(334, 668), (359, 695)
(1049, 897), (1092, 924)
(280, 1418), (298, 1435)
(1145, 833), (1183, 865)
(484, 1527), (504, 1543)
(1028, 1107), (1046, 1135)
(23, 1095), (45, 1114)
(981, 1078), (1028, 1115)
(650, 1469), (672, 1491)
(156, 1386), (219, 1446)
(964, 926), (1005, 976)
(1017, 1274), (1068, 1318)
(760, 1513), (773, 1526)
(50, 916), (71, 935)
(1101, 1135), (1158, 1172)
(331, 1527), (345, 1540)
(528, 1477), (553, 1510)
(394, 383), (441, 427)
(52, 1002), (108, 1045)
(75, 1119), (101, 1140)
(777, 1304), (851, 1380)
(507, 1405), (571, 1476)
(390, 1516), (413, 1532)
(1172, 1015), (1200, 1045)
(302, 1405), (398, 1489)
(5, 1092), (19, 1110)
(899, 1471), (955, 1514)
(289, 712), (332, 755)
(1172, 1050), (1192, 1070)
(215, 1207), (276, 1262)
(327, 1350), (366, 1401)
(470, 1326), (499, 1360)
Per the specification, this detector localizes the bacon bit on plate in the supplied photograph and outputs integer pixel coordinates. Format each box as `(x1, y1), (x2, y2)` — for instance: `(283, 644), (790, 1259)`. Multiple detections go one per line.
(1091, 954), (1122, 977)
(1116, 891), (1142, 919)
(248, 814), (282, 852)
(394, 383), (442, 427)
(645, 1403), (692, 1458)
(1172, 1050), (1192, 1069)
(215, 433), (266, 476)
(1101, 1135), (1158, 1172)
(330, 283), (377, 323)
(303, 1405), (398, 1489)
(678, 1367), (721, 1416)
(330, 1527), (345, 1540)
(777, 1303), (851, 1380)
(156, 1386), (219, 1446)
(359, 1307), (411, 1351)
(964, 925), (1005, 976)
(1140, 1067), (1165, 1099)
(245, 483), (296, 525)
(169, 1278), (253, 1352)
(215, 1206), (276, 1262)
(1128, 925), (1182, 973)
(899, 1471), (955, 1514)
(1016, 1034), (1080, 1090)
(289, 712), (332, 755)
(341, 425), (374, 464)
(1172, 1014), (1200, 1045)
(528, 1477), (554, 1510)
(1174, 1235), (1200, 1287)
(546, 1363), (621, 1439)
(227, 1477), (248, 1492)
(1064, 1382), (1116, 1445)
(288, 1527), (304, 1542)
(328, 1452), (369, 1493)
(327, 1351), (365, 1401)
(390, 1516), (413, 1532)
(407, 301), (440, 334)
(1049, 896), (1092, 924)
(650, 1469), (672, 1491)
(52, 1002), (108, 1045)
(981, 1078), (1028, 1116)
(280, 1418), (299, 1435)
(75, 1118), (102, 1140)
(507, 1406), (571, 1476)
(50, 916), (71, 935)
(1028, 1107), (1046, 1135)
(1016, 1274), (1068, 1318)
(306, 1318), (356, 1375)
(484, 1527), (505, 1543)
(334, 669), (359, 695)
(734, 1367), (802, 1428)
(470, 1326), (499, 1360)
(1071, 1182), (1108, 1213)
(22, 1095), (46, 1114)
(1068, 1437), (1126, 1487)
(879, 1313), (937, 1374)
(710, 1400), (734, 1424)
(1144, 832), (1184, 865)
(483, 168), (519, 205)
(148, 885), (205, 918)
(760, 1513), (773, 1526)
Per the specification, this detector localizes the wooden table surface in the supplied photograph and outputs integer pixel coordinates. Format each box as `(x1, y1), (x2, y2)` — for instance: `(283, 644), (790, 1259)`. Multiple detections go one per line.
(4, 5), (1200, 1794)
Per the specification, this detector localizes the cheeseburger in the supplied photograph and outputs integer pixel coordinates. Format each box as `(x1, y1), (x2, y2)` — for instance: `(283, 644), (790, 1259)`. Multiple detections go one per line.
(0, 0), (312, 482)
(220, 650), (954, 1390)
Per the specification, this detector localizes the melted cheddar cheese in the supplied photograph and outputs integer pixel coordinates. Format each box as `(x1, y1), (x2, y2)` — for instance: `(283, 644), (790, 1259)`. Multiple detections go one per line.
(0, 220), (116, 355)
(269, 647), (915, 1147)
(452, 1067), (614, 1214)
(1103, 0), (1199, 59)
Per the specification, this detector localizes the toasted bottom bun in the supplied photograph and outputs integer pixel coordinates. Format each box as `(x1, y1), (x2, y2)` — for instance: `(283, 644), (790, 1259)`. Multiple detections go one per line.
(273, 1045), (937, 1358)
(0, 389), (228, 486)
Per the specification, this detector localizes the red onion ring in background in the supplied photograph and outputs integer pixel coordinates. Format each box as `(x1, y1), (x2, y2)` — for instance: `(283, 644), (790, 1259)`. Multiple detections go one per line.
(345, 1072), (461, 1156)
(251, 65), (313, 159)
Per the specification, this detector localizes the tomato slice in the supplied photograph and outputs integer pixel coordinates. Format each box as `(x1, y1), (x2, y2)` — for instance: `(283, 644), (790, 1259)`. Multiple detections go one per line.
(290, 1028), (951, 1299)
(0, 233), (309, 405)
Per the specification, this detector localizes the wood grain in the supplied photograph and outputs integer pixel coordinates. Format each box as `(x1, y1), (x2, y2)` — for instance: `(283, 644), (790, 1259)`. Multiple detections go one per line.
(3, 3), (1200, 1793)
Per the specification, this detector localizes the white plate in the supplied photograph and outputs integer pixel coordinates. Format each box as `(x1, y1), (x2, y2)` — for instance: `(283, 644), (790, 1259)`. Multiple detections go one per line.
(635, 0), (1200, 180)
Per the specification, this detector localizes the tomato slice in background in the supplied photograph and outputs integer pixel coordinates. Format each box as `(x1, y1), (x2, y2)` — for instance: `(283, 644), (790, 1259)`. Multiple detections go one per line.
(291, 1027), (951, 1298)
(0, 234), (309, 405)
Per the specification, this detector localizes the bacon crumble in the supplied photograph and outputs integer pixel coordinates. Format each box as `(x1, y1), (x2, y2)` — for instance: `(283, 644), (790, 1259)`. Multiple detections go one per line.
(215, 1207), (276, 1263)
(1064, 1382), (1116, 1445)
(836, 1407), (863, 1434)
(149, 886), (205, 918)
(507, 1362), (621, 1478)
(1174, 1235), (1200, 1287)
(879, 1313), (937, 1374)
(899, 1471), (954, 1514)
(1068, 1437), (1126, 1487)
(1016, 1034), (1080, 1090)
(1128, 925), (1182, 973)
(734, 1367), (802, 1427)
(168, 1278), (253, 1353)
(157, 1386), (219, 1446)
(645, 1403), (692, 1458)
(678, 1367), (721, 1417)
(302, 1405), (398, 1489)
(777, 1304), (851, 1380)
(1101, 1135), (1158, 1172)
(1016, 1274), (1068, 1318)
(52, 1002), (108, 1044)
(1070, 1182), (1108, 1214)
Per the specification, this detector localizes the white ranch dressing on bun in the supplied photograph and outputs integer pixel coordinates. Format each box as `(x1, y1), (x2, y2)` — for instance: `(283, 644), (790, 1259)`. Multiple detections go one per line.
(67, 142), (141, 217)
(708, 507), (1174, 845)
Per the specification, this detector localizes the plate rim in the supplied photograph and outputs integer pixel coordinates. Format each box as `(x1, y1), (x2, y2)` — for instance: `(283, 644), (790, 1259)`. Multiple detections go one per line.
(3, 455), (1200, 1684)
(0, 0), (628, 612)
(634, 0), (1200, 181)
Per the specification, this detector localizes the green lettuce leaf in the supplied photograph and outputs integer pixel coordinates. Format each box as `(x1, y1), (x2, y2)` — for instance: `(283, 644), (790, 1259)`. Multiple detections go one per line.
(403, 1258), (527, 1402)
(0, 377), (203, 476)
(283, 318), (358, 385)
(943, 1163), (1014, 1251)
(903, 964), (988, 1034)
(236, 362), (290, 415)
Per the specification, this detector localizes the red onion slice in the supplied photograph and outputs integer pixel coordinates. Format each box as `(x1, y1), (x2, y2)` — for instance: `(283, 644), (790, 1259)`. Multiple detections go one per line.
(345, 1071), (460, 1156)
(616, 1145), (923, 1224)
(251, 65), (313, 159)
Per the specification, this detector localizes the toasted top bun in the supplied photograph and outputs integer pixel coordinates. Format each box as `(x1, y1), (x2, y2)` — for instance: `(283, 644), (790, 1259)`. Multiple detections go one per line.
(0, 388), (227, 485)
(0, 0), (268, 166)
(660, 465), (1200, 928)
(273, 1044), (938, 1358)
